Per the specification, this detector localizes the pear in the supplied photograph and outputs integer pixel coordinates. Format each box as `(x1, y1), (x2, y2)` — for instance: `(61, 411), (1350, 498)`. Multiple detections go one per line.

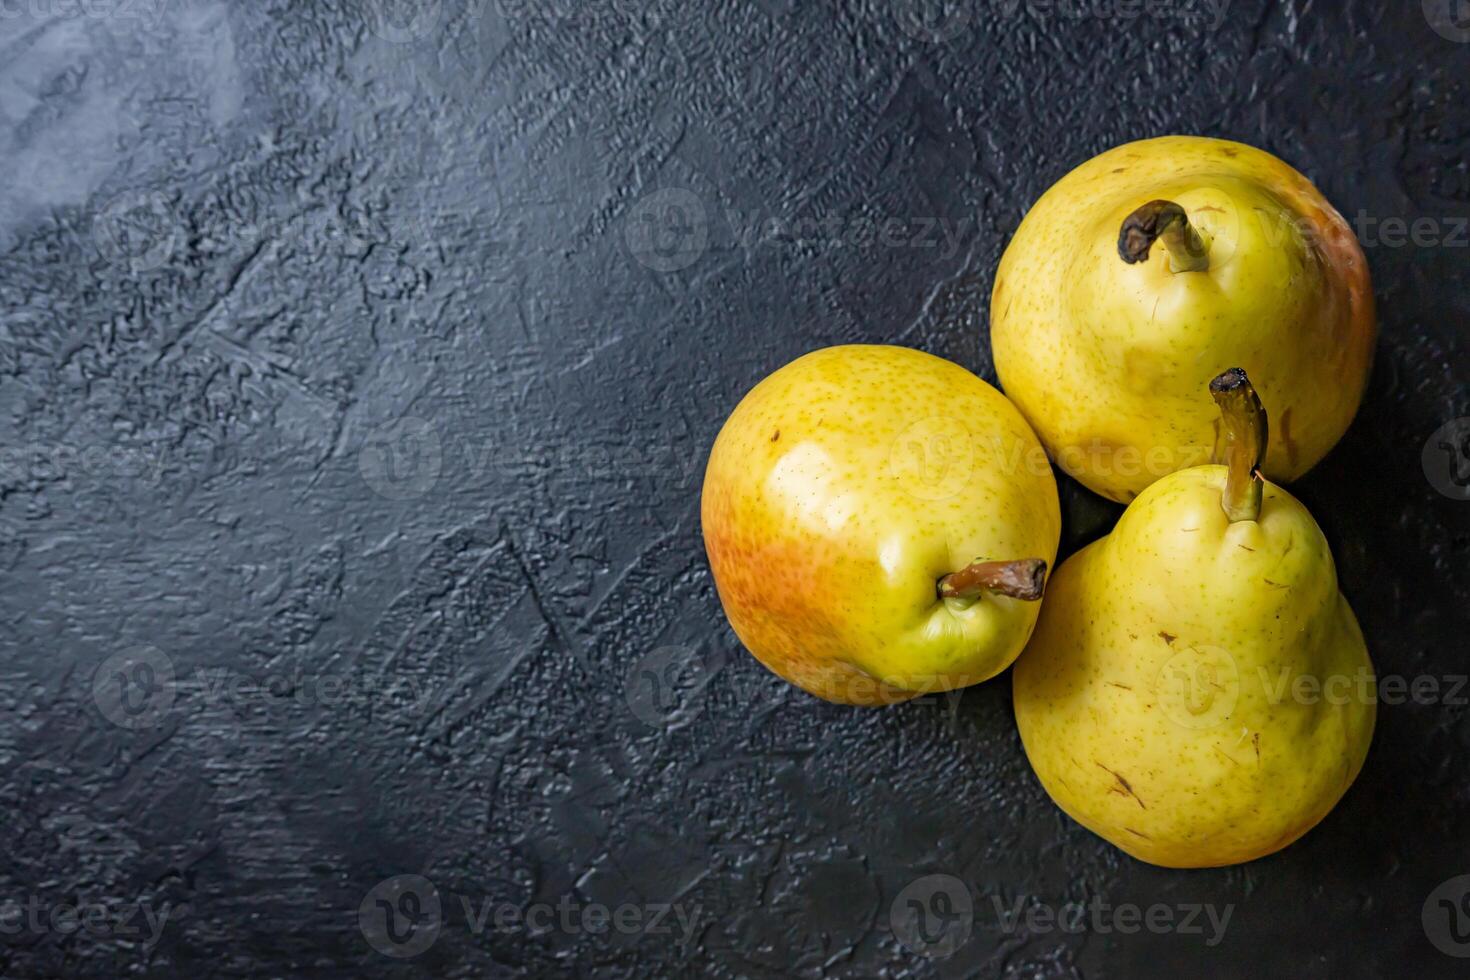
(991, 135), (1375, 503)
(702, 345), (1060, 706)
(1012, 368), (1374, 868)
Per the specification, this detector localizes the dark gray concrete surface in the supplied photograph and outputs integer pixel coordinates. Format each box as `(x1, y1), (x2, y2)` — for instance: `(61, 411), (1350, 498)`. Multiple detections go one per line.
(1, 0), (1468, 976)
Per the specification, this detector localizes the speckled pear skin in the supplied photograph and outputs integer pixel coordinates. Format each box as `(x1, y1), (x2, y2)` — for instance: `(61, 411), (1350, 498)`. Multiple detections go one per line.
(702, 345), (1061, 706)
(991, 135), (1376, 503)
(1013, 465), (1375, 868)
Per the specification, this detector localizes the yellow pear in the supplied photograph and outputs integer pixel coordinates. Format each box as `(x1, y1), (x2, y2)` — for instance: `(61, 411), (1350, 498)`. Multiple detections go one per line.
(702, 345), (1060, 705)
(1013, 368), (1375, 868)
(991, 135), (1375, 503)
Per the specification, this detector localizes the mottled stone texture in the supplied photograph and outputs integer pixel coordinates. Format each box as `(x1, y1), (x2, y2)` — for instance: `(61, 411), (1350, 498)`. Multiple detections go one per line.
(0, 0), (1467, 976)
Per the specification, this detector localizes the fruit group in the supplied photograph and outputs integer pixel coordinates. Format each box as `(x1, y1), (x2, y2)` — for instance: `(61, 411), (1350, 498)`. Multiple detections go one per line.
(991, 135), (1375, 503)
(702, 345), (1060, 705)
(1013, 369), (1375, 867)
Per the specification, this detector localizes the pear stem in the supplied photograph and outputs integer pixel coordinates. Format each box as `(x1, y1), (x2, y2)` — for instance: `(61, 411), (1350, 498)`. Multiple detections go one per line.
(1209, 368), (1268, 523)
(937, 558), (1048, 602)
(1118, 200), (1210, 273)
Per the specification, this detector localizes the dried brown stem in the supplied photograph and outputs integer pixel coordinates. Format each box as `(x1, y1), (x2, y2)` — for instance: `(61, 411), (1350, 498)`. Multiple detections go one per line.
(937, 558), (1048, 602)
(1118, 199), (1210, 272)
(1209, 367), (1268, 523)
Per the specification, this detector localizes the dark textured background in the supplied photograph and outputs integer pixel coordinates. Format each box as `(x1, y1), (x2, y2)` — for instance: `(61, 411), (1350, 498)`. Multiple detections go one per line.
(1, 0), (1468, 976)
